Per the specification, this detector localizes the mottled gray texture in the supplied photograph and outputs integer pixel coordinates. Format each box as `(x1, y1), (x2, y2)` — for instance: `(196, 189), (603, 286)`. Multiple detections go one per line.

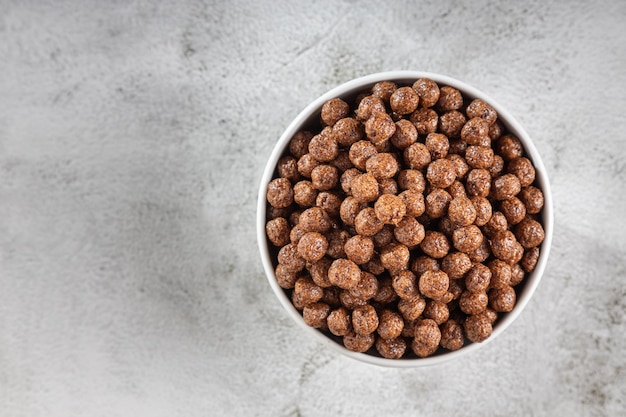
(1, 0), (625, 416)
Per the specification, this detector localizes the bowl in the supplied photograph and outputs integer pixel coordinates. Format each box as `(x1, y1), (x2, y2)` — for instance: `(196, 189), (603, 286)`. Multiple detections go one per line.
(257, 71), (553, 367)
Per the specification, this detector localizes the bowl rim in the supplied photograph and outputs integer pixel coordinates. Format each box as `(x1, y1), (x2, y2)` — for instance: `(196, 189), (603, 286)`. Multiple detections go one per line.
(256, 70), (554, 368)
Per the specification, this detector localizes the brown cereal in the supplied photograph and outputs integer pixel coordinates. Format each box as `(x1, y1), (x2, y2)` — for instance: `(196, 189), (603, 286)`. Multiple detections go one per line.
(293, 180), (318, 207)
(448, 138), (468, 155)
(492, 173), (521, 200)
(310, 164), (339, 191)
(411, 256), (440, 276)
(397, 169), (426, 193)
(275, 264), (298, 289)
(364, 256), (386, 276)
(488, 259), (512, 289)
(412, 319), (442, 357)
(352, 305), (379, 335)
(294, 277), (324, 306)
(277, 243), (306, 272)
(297, 232), (329, 262)
(425, 188), (452, 219)
(438, 110), (466, 139)
(425, 133), (450, 159)
(333, 117), (363, 147)
(365, 111), (397, 145)
(372, 224), (395, 249)
(355, 207), (385, 236)
(289, 222), (306, 243)
(298, 207), (331, 233)
(378, 178), (399, 195)
(340, 168), (361, 194)
(465, 263), (492, 293)
(507, 157), (535, 187)
(448, 196), (477, 226)
(321, 98), (350, 127)
(521, 246), (540, 272)
(339, 196), (365, 226)
(392, 270), (420, 300)
(303, 302), (330, 328)
(372, 81), (397, 102)
(331, 149), (355, 172)
(412, 78), (440, 107)
(380, 243), (411, 271)
(366, 153), (400, 179)
(277, 155), (301, 182)
(326, 229), (349, 259)
(289, 131), (314, 159)
(327, 307), (352, 336)
(297, 153), (321, 178)
(410, 107), (439, 135)
(489, 285), (516, 312)
(374, 276), (399, 304)
(404, 142), (432, 170)
(501, 197), (527, 225)
(349, 271), (379, 300)
(465, 168), (491, 197)
(461, 117), (490, 145)
(398, 295), (427, 321)
(340, 289), (368, 310)
(349, 140), (378, 171)
(464, 314), (493, 343)
(466, 99), (497, 125)
(471, 196), (492, 226)
(309, 257), (333, 288)
(390, 86), (420, 115)
(344, 235), (375, 265)
(309, 129), (339, 162)
(515, 218), (545, 249)
(490, 231), (524, 265)
(482, 211), (508, 238)
(399, 190), (426, 217)
(446, 153), (470, 179)
(315, 191), (342, 217)
(376, 337), (407, 359)
(467, 237), (491, 263)
(427, 158), (457, 188)
(437, 86), (463, 111)
(488, 154), (505, 178)
(391, 119), (418, 149)
(266, 217), (291, 247)
(374, 194), (407, 225)
(423, 300), (450, 325)
(440, 319), (465, 351)
(267, 205), (292, 220)
(356, 95), (386, 121)
(267, 177), (294, 208)
(496, 134), (524, 161)
(465, 145), (494, 169)
(509, 263), (525, 286)
(419, 270), (449, 299)
(351, 173), (380, 203)
(519, 186), (544, 214)
(394, 216), (425, 247)
(452, 225), (484, 253)
(322, 282), (341, 306)
(343, 332), (375, 352)
(420, 231), (450, 259)
(459, 291), (489, 315)
(438, 216), (460, 237)
(477, 307), (499, 325)
(328, 258), (361, 289)
(441, 251), (472, 279)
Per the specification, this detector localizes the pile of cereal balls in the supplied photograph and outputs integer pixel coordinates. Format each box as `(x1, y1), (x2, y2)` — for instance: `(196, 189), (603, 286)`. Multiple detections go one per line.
(265, 79), (545, 359)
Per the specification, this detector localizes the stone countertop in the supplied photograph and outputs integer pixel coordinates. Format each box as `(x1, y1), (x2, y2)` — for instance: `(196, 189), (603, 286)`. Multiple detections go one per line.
(1, 1), (625, 416)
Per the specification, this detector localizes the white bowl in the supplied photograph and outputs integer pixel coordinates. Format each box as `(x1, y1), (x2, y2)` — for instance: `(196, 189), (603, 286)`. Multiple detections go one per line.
(257, 71), (554, 368)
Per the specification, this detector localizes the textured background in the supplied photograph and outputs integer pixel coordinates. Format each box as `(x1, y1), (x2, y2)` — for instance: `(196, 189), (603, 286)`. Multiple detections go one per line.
(1, 0), (625, 416)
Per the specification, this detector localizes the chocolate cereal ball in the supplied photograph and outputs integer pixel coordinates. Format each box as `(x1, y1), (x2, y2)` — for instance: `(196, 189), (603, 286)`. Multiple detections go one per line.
(351, 173), (380, 203)
(391, 119), (418, 149)
(412, 319), (442, 357)
(394, 216), (425, 247)
(266, 217), (291, 247)
(327, 307), (352, 336)
(465, 168), (492, 197)
(447, 153), (470, 179)
(490, 230), (524, 265)
(356, 95), (386, 121)
(289, 131), (314, 159)
(354, 207), (385, 236)
(488, 119), (504, 141)
(310, 164), (339, 191)
(411, 256), (440, 276)
(390, 86), (420, 115)
(496, 134), (524, 161)
(344, 235), (375, 265)
(321, 98), (350, 127)
(373, 276), (398, 304)
(397, 169), (426, 193)
(423, 300), (450, 325)
(363, 256), (385, 277)
(325, 229), (348, 258)
(297, 153), (321, 178)
(425, 133), (450, 159)
(466, 99), (497, 125)
(420, 231), (450, 259)
(515, 218), (545, 249)
(465, 146), (494, 169)
(340, 168), (361, 194)
(316, 191), (342, 217)
(471, 196), (492, 226)
(339, 196), (365, 226)
(380, 243), (411, 271)
(349, 271), (379, 300)
(308, 130), (339, 162)
(293, 180), (318, 207)
(464, 314), (493, 343)
(298, 207), (331, 233)
(277, 243), (306, 273)
(398, 295), (427, 321)
(374, 194), (407, 225)
(459, 291), (489, 315)
(410, 107), (439, 135)
(372, 224), (395, 249)
(392, 270), (419, 300)
(309, 257), (333, 288)
(333, 117), (363, 147)
(427, 158), (457, 188)
(372, 80), (397, 102)
(399, 190), (426, 217)
(365, 111), (396, 145)
(297, 232), (329, 262)
(482, 211), (508, 238)
(419, 270), (450, 299)
(267, 177), (294, 208)
(404, 142), (432, 170)
(452, 225), (484, 253)
(294, 277), (324, 306)
(488, 154), (505, 178)
(440, 319), (465, 351)
(507, 157), (536, 187)
(412, 78), (440, 108)
(328, 258), (361, 289)
(437, 86), (463, 111)
(352, 304), (379, 335)
(467, 237), (491, 263)
(489, 285), (516, 312)
(521, 246), (540, 272)
(275, 264), (298, 289)
(488, 259), (512, 289)
(447, 180), (467, 199)
(461, 117), (490, 146)
(349, 140), (378, 171)
(501, 197), (527, 225)
(321, 286), (340, 306)
(492, 174), (522, 200)
(303, 302), (330, 328)
(510, 263), (526, 286)
(438, 110), (466, 139)
(519, 186), (544, 214)
(441, 251), (472, 279)
(277, 155), (300, 182)
(465, 263), (492, 293)
(425, 188), (452, 219)
(366, 153), (400, 179)
(376, 337), (407, 359)
(343, 332), (375, 353)
(378, 178), (398, 195)
(448, 196), (477, 226)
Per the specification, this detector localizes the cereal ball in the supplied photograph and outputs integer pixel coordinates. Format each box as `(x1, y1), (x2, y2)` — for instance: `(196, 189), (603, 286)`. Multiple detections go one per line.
(488, 119), (504, 141)
(297, 153), (321, 178)
(490, 231), (524, 264)
(399, 190), (426, 217)
(515, 218), (545, 249)
(365, 112), (397, 145)
(333, 117), (363, 147)
(372, 80), (397, 102)
(293, 180), (318, 207)
(419, 270), (450, 299)
(315, 192), (342, 217)
(390, 86), (419, 115)
(496, 134), (524, 161)
(501, 197), (527, 225)
(354, 207), (385, 236)
(488, 154), (505, 178)
(465, 168), (492, 197)
(461, 117), (490, 146)
(340, 289), (368, 311)
(298, 207), (331, 233)
(507, 157), (535, 187)
(289, 131), (314, 159)
(310, 164), (339, 191)
(438, 110), (466, 139)
(467, 237), (491, 263)
(266, 217), (291, 247)
(291, 290), (307, 310)
(420, 231), (450, 259)
(303, 302), (330, 328)
(325, 229), (350, 259)
(322, 286), (341, 307)
(352, 305), (379, 335)
(366, 153), (399, 180)
(339, 196), (365, 226)
(351, 173), (380, 203)
(328, 258), (361, 289)
(372, 225), (395, 249)
(438, 216), (460, 237)
(376, 337), (407, 359)
(464, 314), (493, 343)
(440, 319), (465, 351)
(394, 216), (425, 247)
(275, 264), (298, 289)
(410, 107), (439, 135)
(447, 180), (467, 199)
(412, 319), (442, 357)
(349, 140), (378, 171)
(404, 142), (432, 170)
(519, 186), (545, 214)
(327, 307), (352, 336)
(465, 145), (494, 169)
(425, 188), (452, 219)
(398, 295), (427, 321)
(277, 243), (306, 272)
(297, 232), (329, 262)
(289, 223), (306, 244)
(380, 243), (411, 271)
(425, 133), (450, 159)
(343, 332), (375, 353)
(411, 256), (440, 276)
(412, 78), (440, 108)
(331, 149), (354, 173)
(267, 205), (291, 220)
(477, 307), (499, 325)
(466, 99), (497, 125)
(340, 168), (361, 195)
(356, 95), (386, 121)
(267, 177), (294, 208)
(510, 263), (525, 286)
(441, 251), (472, 279)
(452, 225), (484, 253)
(373, 276), (399, 304)
(465, 263), (492, 293)
(321, 98), (350, 127)
(459, 291), (489, 315)
(488, 259), (512, 289)
(308, 130), (339, 162)
(344, 235), (375, 265)
(392, 270), (419, 300)
(437, 86), (463, 111)
(426, 158), (457, 188)
(308, 257), (333, 288)
(391, 119), (418, 149)
(489, 285), (517, 312)
(397, 169), (426, 193)
(374, 194), (407, 225)
(447, 154), (470, 179)
(349, 271), (379, 300)
(294, 277), (324, 306)
(448, 196), (477, 226)
(521, 246), (540, 272)
(492, 174), (522, 200)
(277, 155), (301, 182)
(423, 300), (450, 325)
(471, 196), (492, 226)
(482, 211), (508, 238)
(378, 178), (398, 195)
(448, 138), (468, 155)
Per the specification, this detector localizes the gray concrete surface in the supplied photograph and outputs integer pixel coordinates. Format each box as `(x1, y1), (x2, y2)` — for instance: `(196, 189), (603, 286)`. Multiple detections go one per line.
(1, 0), (625, 416)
